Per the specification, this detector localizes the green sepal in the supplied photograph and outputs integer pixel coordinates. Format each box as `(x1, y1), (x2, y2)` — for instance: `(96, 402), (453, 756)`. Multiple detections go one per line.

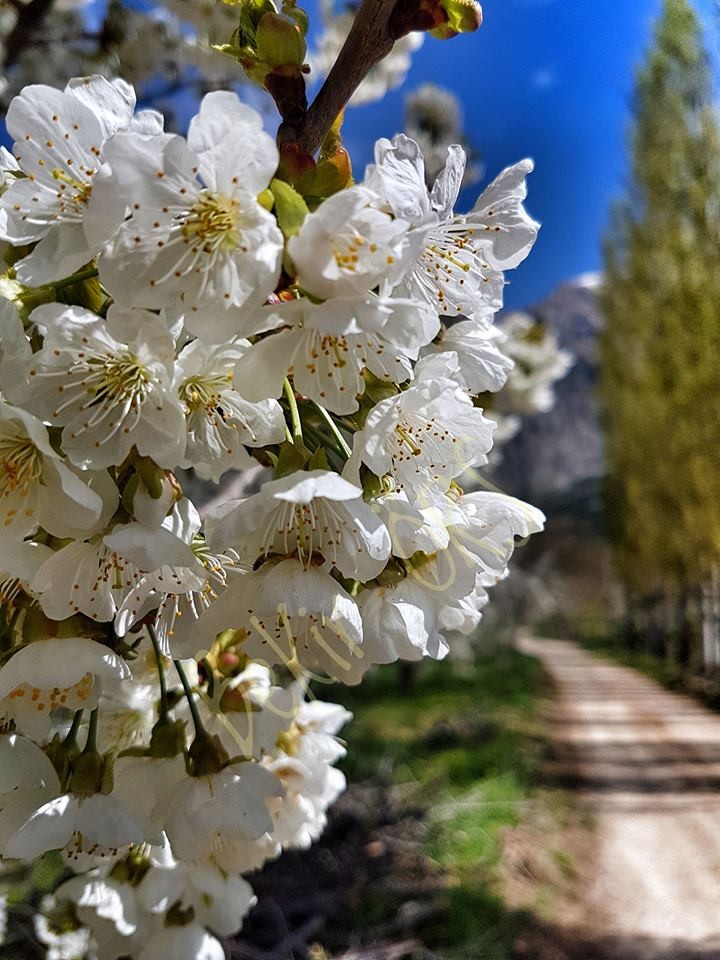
(257, 188), (274, 211)
(188, 731), (230, 777)
(135, 456), (165, 499)
(274, 439), (309, 478)
(270, 177), (309, 238)
(308, 446), (331, 471)
(68, 748), (106, 796)
(149, 716), (187, 759)
(120, 472), (140, 516)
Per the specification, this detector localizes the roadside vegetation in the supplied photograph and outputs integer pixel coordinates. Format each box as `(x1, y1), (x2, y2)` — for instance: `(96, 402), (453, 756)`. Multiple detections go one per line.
(326, 644), (553, 959)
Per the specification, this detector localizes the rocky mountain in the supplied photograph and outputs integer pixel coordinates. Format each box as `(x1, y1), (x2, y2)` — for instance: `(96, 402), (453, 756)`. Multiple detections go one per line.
(494, 274), (606, 512)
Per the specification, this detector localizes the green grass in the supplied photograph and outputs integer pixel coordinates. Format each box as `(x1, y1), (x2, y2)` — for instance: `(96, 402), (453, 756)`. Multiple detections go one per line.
(327, 645), (549, 959)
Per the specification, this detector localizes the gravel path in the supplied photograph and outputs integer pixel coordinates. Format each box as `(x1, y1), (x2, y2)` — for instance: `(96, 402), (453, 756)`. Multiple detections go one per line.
(519, 636), (720, 959)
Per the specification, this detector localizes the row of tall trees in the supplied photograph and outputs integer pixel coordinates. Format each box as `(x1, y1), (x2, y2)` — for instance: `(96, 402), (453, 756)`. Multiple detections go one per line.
(600, 0), (720, 669)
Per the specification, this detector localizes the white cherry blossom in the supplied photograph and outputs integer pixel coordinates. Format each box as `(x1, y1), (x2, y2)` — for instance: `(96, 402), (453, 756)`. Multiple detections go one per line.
(207, 470), (391, 582)
(138, 924), (225, 960)
(137, 850), (256, 937)
(34, 896), (93, 960)
(195, 559), (367, 683)
(427, 316), (514, 393)
(0, 61), (549, 955)
(5, 790), (156, 866)
(357, 578), (449, 664)
(0, 76), (144, 285)
(0, 734), (62, 854)
(365, 135), (539, 316)
(0, 638), (130, 740)
(496, 311), (573, 415)
(114, 499), (242, 659)
(199, 665), (299, 761)
(0, 297), (31, 403)
(162, 762), (283, 863)
(232, 295), (436, 415)
(175, 337), (286, 481)
(55, 870), (143, 943)
(98, 91), (283, 341)
(288, 185), (412, 300)
(347, 353), (496, 495)
(27, 303), (185, 469)
(405, 490), (546, 601)
(0, 400), (103, 545)
(31, 513), (201, 623)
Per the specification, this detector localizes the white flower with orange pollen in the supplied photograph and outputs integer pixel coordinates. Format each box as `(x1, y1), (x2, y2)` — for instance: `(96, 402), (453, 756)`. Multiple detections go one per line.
(5, 789), (155, 868)
(0, 401), (103, 545)
(287, 185), (412, 300)
(195, 557), (367, 683)
(175, 338), (286, 481)
(0, 638), (130, 740)
(114, 500), (242, 658)
(162, 762), (283, 864)
(31, 508), (203, 624)
(207, 470), (391, 581)
(232, 294), (437, 415)
(97, 91), (283, 341)
(365, 135), (539, 316)
(197, 471), (390, 680)
(347, 353), (496, 495)
(27, 303), (185, 470)
(0, 76), (152, 286)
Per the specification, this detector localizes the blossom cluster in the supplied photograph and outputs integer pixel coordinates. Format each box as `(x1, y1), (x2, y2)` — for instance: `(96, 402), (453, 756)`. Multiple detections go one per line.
(0, 73), (543, 958)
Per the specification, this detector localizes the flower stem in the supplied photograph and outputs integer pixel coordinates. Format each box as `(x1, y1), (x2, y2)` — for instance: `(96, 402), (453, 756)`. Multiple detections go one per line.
(148, 624), (169, 721)
(313, 402), (352, 459)
(173, 659), (205, 738)
(201, 657), (215, 703)
(283, 377), (304, 443)
(64, 710), (83, 749)
(53, 265), (99, 291)
(83, 708), (99, 752)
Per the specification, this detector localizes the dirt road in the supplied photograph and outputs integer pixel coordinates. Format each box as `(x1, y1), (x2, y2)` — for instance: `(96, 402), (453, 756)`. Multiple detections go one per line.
(518, 636), (720, 960)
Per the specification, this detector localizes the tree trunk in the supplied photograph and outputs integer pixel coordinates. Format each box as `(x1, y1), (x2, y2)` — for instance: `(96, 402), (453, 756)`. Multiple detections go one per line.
(702, 564), (720, 672)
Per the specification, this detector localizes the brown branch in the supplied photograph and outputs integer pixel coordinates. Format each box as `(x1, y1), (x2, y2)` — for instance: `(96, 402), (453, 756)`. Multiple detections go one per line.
(277, 0), (410, 156)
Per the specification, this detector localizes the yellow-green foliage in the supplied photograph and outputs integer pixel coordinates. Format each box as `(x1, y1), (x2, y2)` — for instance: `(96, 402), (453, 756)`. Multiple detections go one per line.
(599, 0), (720, 596)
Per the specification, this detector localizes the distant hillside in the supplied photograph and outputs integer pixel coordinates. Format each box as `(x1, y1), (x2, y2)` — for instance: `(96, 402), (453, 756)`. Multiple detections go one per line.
(494, 274), (606, 513)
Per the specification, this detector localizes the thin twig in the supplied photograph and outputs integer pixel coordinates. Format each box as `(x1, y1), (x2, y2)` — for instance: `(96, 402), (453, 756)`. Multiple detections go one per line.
(278, 0), (399, 155)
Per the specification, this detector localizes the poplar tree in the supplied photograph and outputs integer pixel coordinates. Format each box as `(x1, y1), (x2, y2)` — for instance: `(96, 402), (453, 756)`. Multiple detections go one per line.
(599, 0), (720, 664)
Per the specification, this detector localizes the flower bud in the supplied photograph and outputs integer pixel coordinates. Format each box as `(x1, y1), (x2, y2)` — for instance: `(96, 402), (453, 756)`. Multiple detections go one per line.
(431, 0), (483, 38)
(256, 11), (306, 69)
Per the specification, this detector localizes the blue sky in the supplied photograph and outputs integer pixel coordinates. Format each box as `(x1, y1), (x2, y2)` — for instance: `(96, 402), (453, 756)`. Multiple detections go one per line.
(331, 0), (720, 309)
(6, 0), (719, 310)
